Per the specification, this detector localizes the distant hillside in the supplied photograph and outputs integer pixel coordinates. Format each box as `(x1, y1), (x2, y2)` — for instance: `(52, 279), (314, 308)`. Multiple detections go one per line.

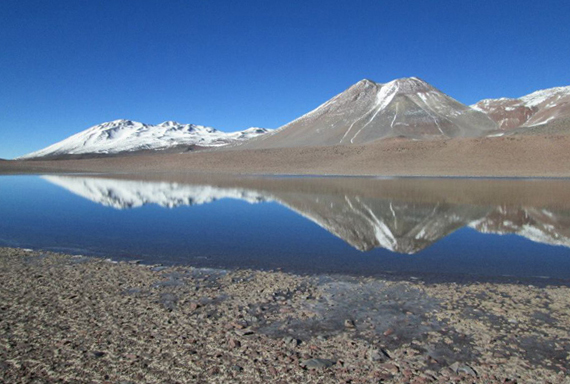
(511, 118), (570, 136)
(472, 85), (570, 130)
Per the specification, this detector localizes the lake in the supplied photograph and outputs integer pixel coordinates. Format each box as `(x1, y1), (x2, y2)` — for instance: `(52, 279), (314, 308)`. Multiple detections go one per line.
(1, 174), (570, 283)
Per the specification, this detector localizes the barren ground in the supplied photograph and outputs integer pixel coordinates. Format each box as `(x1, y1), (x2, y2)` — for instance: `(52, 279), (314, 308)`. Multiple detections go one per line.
(1, 248), (569, 383)
(2, 135), (570, 177)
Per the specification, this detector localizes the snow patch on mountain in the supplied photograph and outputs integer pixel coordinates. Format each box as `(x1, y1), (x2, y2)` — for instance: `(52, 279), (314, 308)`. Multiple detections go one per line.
(471, 85), (570, 129)
(19, 120), (271, 159)
(519, 86), (570, 108)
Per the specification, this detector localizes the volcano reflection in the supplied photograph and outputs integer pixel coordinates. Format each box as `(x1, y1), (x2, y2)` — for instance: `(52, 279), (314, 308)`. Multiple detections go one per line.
(43, 175), (570, 254)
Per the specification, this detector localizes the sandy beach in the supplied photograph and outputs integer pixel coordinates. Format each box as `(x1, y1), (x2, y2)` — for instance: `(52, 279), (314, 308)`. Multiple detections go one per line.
(1, 247), (569, 383)
(2, 135), (570, 177)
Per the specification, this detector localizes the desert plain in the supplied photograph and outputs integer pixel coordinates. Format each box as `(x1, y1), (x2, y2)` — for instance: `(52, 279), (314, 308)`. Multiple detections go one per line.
(1, 134), (569, 178)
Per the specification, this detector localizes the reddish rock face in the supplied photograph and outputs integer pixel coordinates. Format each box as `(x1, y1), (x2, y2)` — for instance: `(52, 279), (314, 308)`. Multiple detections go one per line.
(472, 86), (570, 130)
(472, 99), (535, 130)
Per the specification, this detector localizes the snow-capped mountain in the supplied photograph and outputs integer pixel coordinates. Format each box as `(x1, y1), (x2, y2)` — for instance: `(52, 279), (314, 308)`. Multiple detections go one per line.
(16, 80), (570, 159)
(18, 120), (271, 159)
(239, 77), (498, 149)
(472, 85), (570, 130)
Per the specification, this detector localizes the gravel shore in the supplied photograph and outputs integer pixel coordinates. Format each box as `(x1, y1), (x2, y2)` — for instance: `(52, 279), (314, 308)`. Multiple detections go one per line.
(1, 247), (569, 383)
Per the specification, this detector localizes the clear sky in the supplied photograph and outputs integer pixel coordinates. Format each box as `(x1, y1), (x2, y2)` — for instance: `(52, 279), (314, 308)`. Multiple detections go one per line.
(1, 0), (569, 159)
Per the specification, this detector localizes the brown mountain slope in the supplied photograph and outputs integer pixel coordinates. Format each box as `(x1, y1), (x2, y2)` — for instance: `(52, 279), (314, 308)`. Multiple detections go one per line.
(238, 77), (498, 149)
(472, 86), (570, 131)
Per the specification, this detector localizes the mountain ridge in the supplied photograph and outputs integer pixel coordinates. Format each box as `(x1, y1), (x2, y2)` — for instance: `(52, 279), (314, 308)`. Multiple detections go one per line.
(17, 78), (570, 159)
(472, 85), (570, 130)
(237, 77), (499, 149)
(18, 120), (271, 160)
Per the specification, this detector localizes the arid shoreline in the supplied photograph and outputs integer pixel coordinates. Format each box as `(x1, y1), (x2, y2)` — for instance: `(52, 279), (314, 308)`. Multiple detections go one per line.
(1, 247), (569, 383)
(2, 135), (570, 178)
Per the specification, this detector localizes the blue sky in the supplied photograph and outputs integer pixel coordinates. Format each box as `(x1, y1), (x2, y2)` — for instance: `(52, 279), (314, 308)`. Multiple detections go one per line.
(1, 0), (569, 159)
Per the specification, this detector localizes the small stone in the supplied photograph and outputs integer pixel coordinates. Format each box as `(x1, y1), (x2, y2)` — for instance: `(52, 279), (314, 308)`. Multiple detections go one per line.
(244, 315), (258, 323)
(230, 365), (243, 372)
(231, 321), (248, 329)
(208, 367), (220, 375)
(380, 363), (399, 374)
(344, 319), (356, 329)
(235, 329), (255, 337)
(301, 358), (336, 369)
(369, 348), (391, 362)
(283, 336), (300, 348)
(449, 362), (477, 377)
(188, 302), (201, 311)
(383, 328), (395, 336)
(228, 339), (241, 349)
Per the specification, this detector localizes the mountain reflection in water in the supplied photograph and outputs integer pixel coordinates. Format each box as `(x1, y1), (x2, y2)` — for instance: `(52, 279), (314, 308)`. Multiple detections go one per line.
(43, 175), (570, 255)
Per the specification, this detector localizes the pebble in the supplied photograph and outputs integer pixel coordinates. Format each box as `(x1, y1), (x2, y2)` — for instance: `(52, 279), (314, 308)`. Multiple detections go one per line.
(228, 339), (241, 349)
(344, 319), (356, 329)
(380, 363), (400, 374)
(449, 362), (477, 377)
(301, 358), (336, 369)
(283, 336), (300, 348)
(369, 348), (391, 362)
(235, 329), (255, 337)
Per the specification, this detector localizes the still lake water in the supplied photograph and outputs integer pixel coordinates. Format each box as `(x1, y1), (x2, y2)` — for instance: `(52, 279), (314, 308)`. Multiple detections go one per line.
(1, 174), (570, 282)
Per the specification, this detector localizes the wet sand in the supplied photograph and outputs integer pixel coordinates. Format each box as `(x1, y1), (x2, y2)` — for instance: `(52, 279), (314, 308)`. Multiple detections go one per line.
(1, 247), (569, 383)
(2, 135), (570, 177)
